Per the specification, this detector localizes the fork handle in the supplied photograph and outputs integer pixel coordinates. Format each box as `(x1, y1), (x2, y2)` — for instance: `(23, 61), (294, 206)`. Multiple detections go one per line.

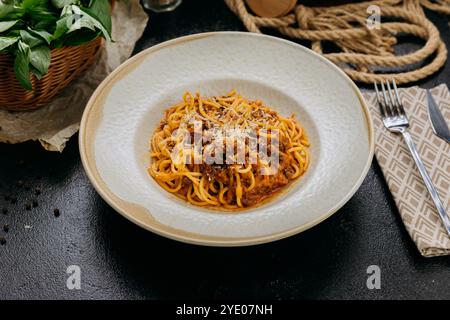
(402, 131), (450, 236)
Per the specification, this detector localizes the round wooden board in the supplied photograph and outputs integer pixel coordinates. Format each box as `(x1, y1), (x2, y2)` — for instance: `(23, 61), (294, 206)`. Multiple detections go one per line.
(245, 0), (297, 18)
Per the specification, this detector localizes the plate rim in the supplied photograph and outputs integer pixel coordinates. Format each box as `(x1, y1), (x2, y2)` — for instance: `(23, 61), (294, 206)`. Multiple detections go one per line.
(79, 31), (375, 247)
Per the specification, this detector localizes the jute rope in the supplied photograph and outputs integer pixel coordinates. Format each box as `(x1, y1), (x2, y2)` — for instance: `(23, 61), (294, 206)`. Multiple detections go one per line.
(224, 0), (450, 84)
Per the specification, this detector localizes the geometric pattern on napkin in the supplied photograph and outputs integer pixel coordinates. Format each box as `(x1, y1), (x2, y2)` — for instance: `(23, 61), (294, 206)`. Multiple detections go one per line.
(363, 84), (450, 257)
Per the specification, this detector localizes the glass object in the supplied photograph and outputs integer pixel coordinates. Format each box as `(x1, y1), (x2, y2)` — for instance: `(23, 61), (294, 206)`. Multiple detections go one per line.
(142, 0), (182, 12)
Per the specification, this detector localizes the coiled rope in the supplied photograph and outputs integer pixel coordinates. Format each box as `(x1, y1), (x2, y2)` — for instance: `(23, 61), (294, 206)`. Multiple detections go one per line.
(224, 0), (450, 84)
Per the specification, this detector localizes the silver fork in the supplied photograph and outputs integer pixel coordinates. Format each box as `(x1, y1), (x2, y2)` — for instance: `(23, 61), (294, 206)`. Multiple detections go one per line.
(374, 80), (450, 236)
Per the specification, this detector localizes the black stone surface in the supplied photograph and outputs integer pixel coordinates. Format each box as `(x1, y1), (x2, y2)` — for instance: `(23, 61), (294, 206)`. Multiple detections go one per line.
(1, 0), (450, 300)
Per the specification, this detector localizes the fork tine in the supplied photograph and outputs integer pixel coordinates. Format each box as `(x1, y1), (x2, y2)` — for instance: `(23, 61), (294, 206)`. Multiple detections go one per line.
(386, 80), (399, 116)
(380, 81), (393, 116)
(374, 82), (386, 118)
(392, 79), (407, 117)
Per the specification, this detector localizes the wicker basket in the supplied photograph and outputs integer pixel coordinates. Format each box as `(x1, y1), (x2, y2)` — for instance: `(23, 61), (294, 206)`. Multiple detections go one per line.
(0, 37), (104, 112)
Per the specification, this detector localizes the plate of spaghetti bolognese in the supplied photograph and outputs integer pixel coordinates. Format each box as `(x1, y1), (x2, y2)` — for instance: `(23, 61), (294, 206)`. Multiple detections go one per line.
(79, 32), (374, 246)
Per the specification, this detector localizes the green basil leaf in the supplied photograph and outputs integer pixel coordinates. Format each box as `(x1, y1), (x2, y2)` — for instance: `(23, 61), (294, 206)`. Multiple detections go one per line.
(52, 0), (79, 9)
(61, 4), (74, 16)
(59, 29), (99, 46)
(33, 18), (56, 31)
(52, 38), (64, 48)
(77, 6), (111, 41)
(0, 36), (19, 52)
(86, 0), (111, 34)
(0, 1), (15, 20)
(21, 0), (44, 10)
(68, 15), (96, 33)
(30, 45), (51, 75)
(28, 28), (53, 44)
(0, 20), (18, 33)
(30, 65), (44, 80)
(20, 30), (43, 48)
(14, 40), (32, 91)
(54, 15), (71, 39)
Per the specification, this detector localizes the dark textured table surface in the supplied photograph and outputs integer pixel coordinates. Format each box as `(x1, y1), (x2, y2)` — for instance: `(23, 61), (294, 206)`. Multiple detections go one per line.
(1, 0), (450, 300)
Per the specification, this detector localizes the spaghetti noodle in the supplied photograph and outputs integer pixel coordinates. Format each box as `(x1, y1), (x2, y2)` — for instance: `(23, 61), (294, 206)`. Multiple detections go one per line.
(148, 91), (310, 209)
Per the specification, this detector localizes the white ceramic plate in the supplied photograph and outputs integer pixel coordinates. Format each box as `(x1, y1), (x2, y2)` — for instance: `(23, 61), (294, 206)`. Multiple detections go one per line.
(79, 32), (374, 246)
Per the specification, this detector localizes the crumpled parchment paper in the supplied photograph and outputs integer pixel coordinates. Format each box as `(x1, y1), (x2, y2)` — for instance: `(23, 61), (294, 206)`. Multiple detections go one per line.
(0, 0), (149, 152)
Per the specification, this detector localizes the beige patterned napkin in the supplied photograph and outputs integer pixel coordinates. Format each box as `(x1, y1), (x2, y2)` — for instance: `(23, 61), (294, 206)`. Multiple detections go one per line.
(363, 84), (450, 257)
